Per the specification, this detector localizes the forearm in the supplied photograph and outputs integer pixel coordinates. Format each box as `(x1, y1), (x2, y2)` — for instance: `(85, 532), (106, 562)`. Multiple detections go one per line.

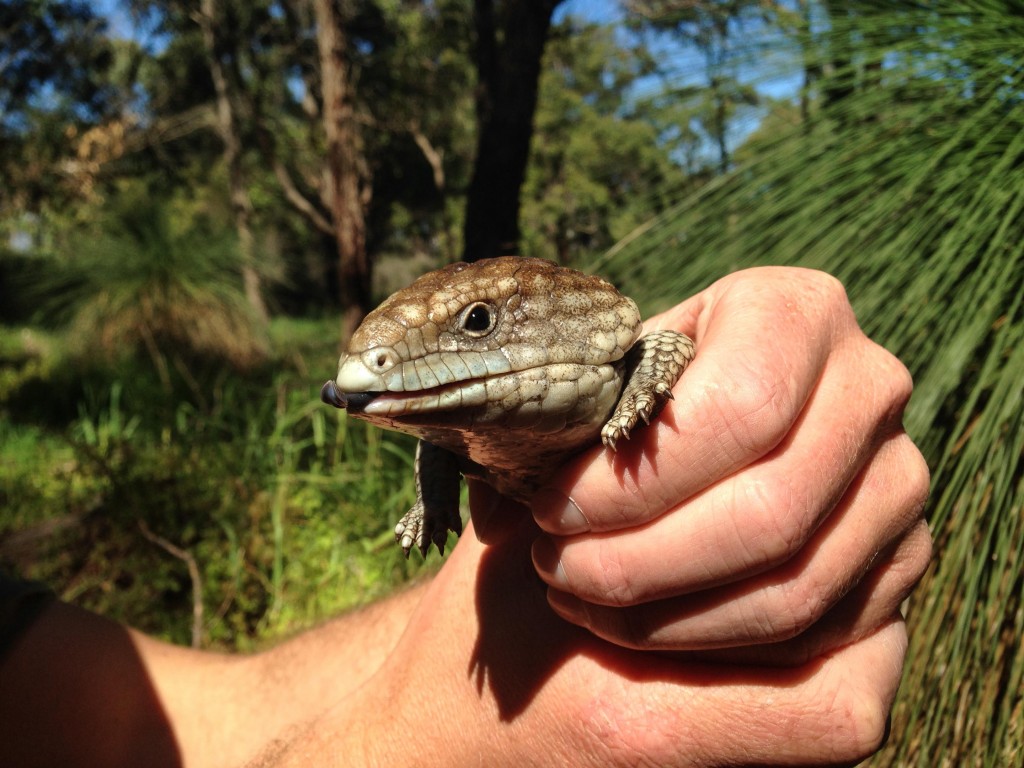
(263, 527), (624, 768)
(0, 580), (430, 768)
(226, 579), (431, 761)
(0, 600), (181, 768)
(127, 579), (431, 768)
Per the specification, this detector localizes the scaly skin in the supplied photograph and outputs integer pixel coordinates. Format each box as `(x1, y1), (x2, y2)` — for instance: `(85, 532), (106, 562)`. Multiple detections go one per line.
(321, 256), (695, 556)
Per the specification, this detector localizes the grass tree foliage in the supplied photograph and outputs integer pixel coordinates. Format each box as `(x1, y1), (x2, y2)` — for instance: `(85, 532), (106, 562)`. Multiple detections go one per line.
(58, 190), (269, 386)
(602, 2), (1024, 765)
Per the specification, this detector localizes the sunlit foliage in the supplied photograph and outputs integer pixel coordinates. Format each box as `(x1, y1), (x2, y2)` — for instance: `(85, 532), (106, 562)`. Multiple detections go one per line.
(605, 3), (1024, 764)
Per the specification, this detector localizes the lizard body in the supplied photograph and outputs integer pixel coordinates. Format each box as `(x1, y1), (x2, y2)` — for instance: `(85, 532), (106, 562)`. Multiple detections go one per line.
(321, 256), (695, 556)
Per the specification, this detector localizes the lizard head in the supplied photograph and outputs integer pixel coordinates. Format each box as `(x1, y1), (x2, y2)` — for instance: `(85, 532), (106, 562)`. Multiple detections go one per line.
(321, 256), (641, 434)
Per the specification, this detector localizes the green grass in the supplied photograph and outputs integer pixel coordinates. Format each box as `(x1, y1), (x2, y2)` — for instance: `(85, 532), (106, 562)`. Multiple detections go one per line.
(0, 316), (436, 649)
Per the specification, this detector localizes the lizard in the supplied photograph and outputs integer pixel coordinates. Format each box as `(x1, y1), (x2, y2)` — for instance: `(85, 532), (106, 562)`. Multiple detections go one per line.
(320, 256), (695, 557)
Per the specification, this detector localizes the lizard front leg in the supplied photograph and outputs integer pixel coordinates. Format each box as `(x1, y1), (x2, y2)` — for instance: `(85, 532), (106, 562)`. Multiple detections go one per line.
(601, 329), (695, 449)
(395, 440), (464, 557)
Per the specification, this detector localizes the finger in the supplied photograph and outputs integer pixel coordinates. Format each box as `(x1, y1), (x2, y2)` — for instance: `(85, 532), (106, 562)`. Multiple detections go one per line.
(532, 339), (919, 607)
(541, 432), (930, 651)
(532, 269), (861, 535)
(691, 519), (933, 666)
(702, 619), (908, 766)
(610, 619), (909, 767)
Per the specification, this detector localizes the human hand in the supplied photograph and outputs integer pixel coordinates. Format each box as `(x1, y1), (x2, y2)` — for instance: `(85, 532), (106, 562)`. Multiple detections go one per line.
(494, 266), (932, 664)
(266, 267), (929, 767)
(288, 519), (908, 767)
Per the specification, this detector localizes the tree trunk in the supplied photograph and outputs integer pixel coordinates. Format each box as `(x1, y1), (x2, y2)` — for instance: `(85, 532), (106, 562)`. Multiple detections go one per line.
(196, 0), (268, 322)
(462, 0), (563, 263)
(312, 0), (372, 343)
(711, 78), (729, 174)
(822, 0), (855, 110)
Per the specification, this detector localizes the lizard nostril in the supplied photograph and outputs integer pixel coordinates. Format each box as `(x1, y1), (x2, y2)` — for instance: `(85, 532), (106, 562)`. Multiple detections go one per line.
(363, 347), (398, 372)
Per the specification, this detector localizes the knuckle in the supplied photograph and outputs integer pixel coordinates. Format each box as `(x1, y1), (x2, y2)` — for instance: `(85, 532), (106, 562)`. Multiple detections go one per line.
(872, 433), (930, 527)
(868, 343), (915, 416)
(900, 520), (934, 586)
(767, 267), (849, 308)
(796, 622), (906, 764)
(794, 269), (857, 330)
(880, 434), (931, 527)
(889, 355), (915, 407)
(707, 369), (797, 458)
(738, 476), (812, 567)
(587, 542), (640, 607)
(902, 445), (932, 513)
(765, 579), (829, 641)
(815, 270), (852, 309)
(897, 444), (937, 524)
(828, 681), (893, 761)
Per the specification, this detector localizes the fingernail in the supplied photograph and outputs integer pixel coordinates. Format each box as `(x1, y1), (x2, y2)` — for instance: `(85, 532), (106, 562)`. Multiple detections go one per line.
(532, 488), (590, 534)
(531, 537), (568, 589)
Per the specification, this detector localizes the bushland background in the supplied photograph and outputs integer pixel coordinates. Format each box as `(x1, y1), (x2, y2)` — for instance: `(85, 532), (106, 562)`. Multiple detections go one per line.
(1, 1), (1021, 764)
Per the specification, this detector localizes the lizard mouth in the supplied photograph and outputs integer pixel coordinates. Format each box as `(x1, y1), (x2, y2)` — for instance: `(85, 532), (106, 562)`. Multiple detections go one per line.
(320, 378), (488, 417)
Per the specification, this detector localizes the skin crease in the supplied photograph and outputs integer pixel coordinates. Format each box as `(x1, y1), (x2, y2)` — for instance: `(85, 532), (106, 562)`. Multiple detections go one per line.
(0, 267), (931, 768)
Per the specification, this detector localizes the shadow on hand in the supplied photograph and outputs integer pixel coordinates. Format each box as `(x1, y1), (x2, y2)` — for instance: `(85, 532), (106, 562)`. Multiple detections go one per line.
(467, 516), (589, 720)
(535, 401), (681, 515)
(467, 509), (826, 724)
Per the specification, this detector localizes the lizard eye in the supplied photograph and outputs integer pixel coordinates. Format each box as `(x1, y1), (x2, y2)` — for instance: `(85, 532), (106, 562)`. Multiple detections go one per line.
(460, 302), (495, 336)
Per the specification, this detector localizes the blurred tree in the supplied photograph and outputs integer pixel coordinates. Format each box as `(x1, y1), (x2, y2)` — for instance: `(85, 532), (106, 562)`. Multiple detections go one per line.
(362, 1), (476, 268)
(626, 0), (765, 173)
(123, 0), (477, 329)
(0, 0), (117, 217)
(195, 0), (268, 321)
(311, 0), (370, 341)
(462, 0), (564, 261)
(521, 18), (694, 264)
(254, 0), (477, 329)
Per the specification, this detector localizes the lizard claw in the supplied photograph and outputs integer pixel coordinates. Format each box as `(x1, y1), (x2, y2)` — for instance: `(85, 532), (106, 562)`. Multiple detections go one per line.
(431, 528), (449, 557)
(395, 503), (459, 558)
(396, 526), (416, 559)
(600, 329), (695, 453)
(601, 423), (621, 450)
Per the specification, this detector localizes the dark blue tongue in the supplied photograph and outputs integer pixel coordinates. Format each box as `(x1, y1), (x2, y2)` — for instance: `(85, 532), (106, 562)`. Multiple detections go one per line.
(320, 381), (380, 412)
